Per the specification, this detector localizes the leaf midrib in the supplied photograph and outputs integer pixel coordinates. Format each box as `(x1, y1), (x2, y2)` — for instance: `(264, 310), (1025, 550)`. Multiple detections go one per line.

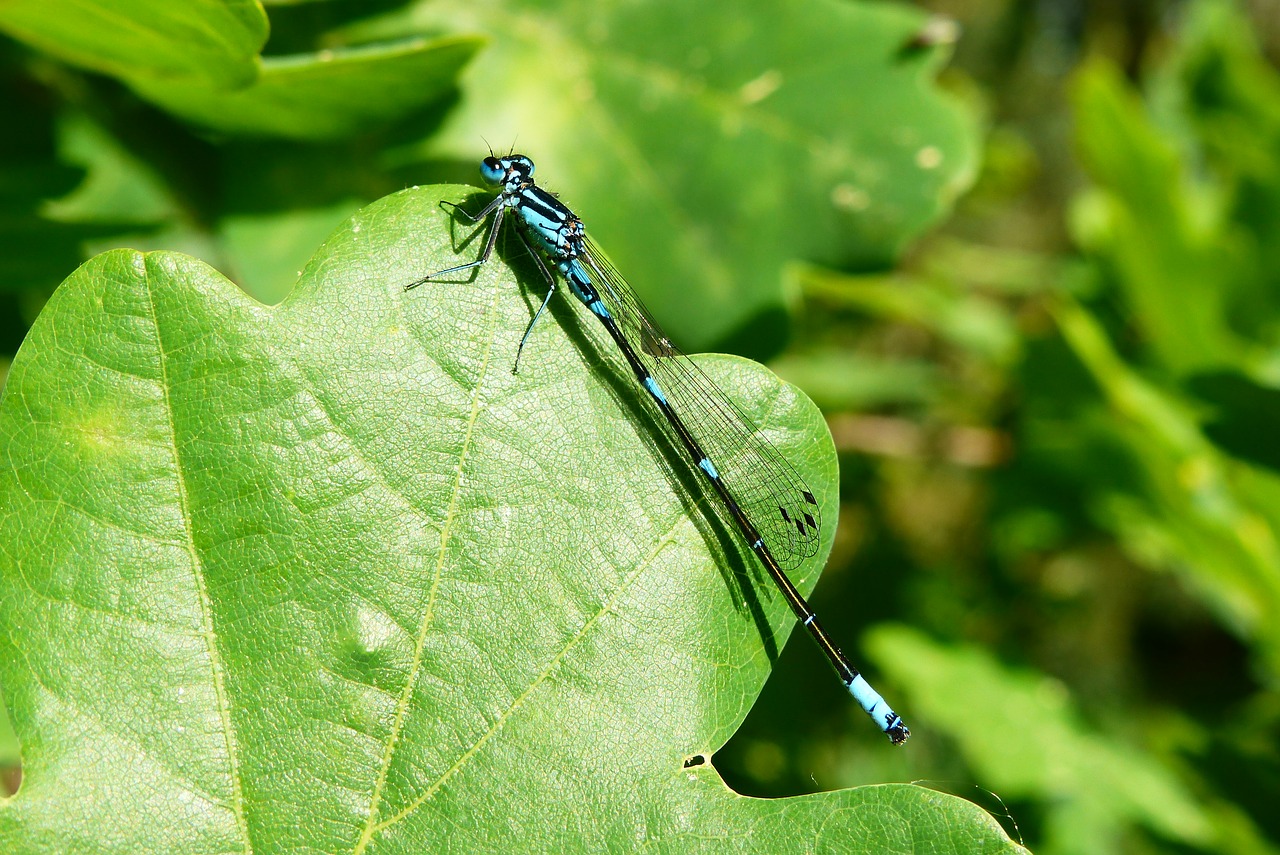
(143, 260), (253, 853)
(354, 265), (506, 851)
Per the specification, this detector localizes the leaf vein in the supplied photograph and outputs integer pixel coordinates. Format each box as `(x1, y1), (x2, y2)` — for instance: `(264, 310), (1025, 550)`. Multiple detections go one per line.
(353, 269), (506, 852)
(141, 262), (253, 853)
(371, 519), (684, 836)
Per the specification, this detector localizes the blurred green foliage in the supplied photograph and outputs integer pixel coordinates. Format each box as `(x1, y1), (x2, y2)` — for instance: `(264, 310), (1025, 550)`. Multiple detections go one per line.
(1, 0), (1278, 853)
(720, 3), (1280, 855)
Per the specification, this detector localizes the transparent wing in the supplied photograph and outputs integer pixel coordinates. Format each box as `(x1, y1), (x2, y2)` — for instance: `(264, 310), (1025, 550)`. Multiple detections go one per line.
(580, 236), (821, 571)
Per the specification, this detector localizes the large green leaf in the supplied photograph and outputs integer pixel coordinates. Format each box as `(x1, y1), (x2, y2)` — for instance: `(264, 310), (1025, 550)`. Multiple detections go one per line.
(386, 0), (978, 351)
(0, 0), (267, 88)
(0, 189), (1021, 852)
(0, 2), (481, 142)
(130, 37), (485, 141)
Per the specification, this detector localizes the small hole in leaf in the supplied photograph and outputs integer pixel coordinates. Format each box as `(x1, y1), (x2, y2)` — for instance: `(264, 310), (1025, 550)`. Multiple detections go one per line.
(0, 751), (17, 798)
(0, 698), (18, 797)
(683, 753), (707, 768)
(1, 763), (19, 797)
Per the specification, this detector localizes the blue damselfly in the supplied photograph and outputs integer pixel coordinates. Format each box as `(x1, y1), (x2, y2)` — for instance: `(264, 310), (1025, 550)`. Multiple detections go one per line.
(406, 154), (909, 744)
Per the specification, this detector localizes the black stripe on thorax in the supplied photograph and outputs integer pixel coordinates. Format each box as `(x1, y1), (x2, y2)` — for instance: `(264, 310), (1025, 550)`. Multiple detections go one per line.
(518, 185), (573, 222)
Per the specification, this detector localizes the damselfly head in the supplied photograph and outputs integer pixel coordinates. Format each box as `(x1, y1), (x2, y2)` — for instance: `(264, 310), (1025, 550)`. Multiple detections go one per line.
(480, 155), (536, 188)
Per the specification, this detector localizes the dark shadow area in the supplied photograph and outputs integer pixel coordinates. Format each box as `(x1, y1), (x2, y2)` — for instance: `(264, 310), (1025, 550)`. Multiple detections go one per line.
(547, 290), (786, 664)
(710, 304), (792, 365)
(436, 201), (789, 666)
(1185, 370), (1280, 473)
(262, 0), (418, 56)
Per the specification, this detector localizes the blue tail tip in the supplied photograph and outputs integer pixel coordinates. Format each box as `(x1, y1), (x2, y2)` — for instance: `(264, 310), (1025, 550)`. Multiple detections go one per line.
(886, 718), (911, 746)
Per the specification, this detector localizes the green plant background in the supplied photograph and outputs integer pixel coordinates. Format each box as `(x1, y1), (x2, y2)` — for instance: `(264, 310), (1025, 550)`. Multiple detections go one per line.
(0, 0), (1277, 853)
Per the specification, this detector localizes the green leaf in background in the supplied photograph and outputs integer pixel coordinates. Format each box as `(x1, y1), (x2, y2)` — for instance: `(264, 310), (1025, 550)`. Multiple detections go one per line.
(130, 37), (485, 141)
(1161, 0), (1280, 351)
(771, 351), (939, 412)
(1052, 298), (1280, 673)
(1064, 10), (1280, 687)
(1070, 59), (1246, 375)
(799, 265), (1022, 366)
(0, 0), (267, 88)
(39, 112), (179, 230)
(381, 0), (979, 352)
(869, 627), (1220, 855)
(0, 53), (160, 296)
(219, 199), (370, 305)
(0, 189), (1021, 852)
